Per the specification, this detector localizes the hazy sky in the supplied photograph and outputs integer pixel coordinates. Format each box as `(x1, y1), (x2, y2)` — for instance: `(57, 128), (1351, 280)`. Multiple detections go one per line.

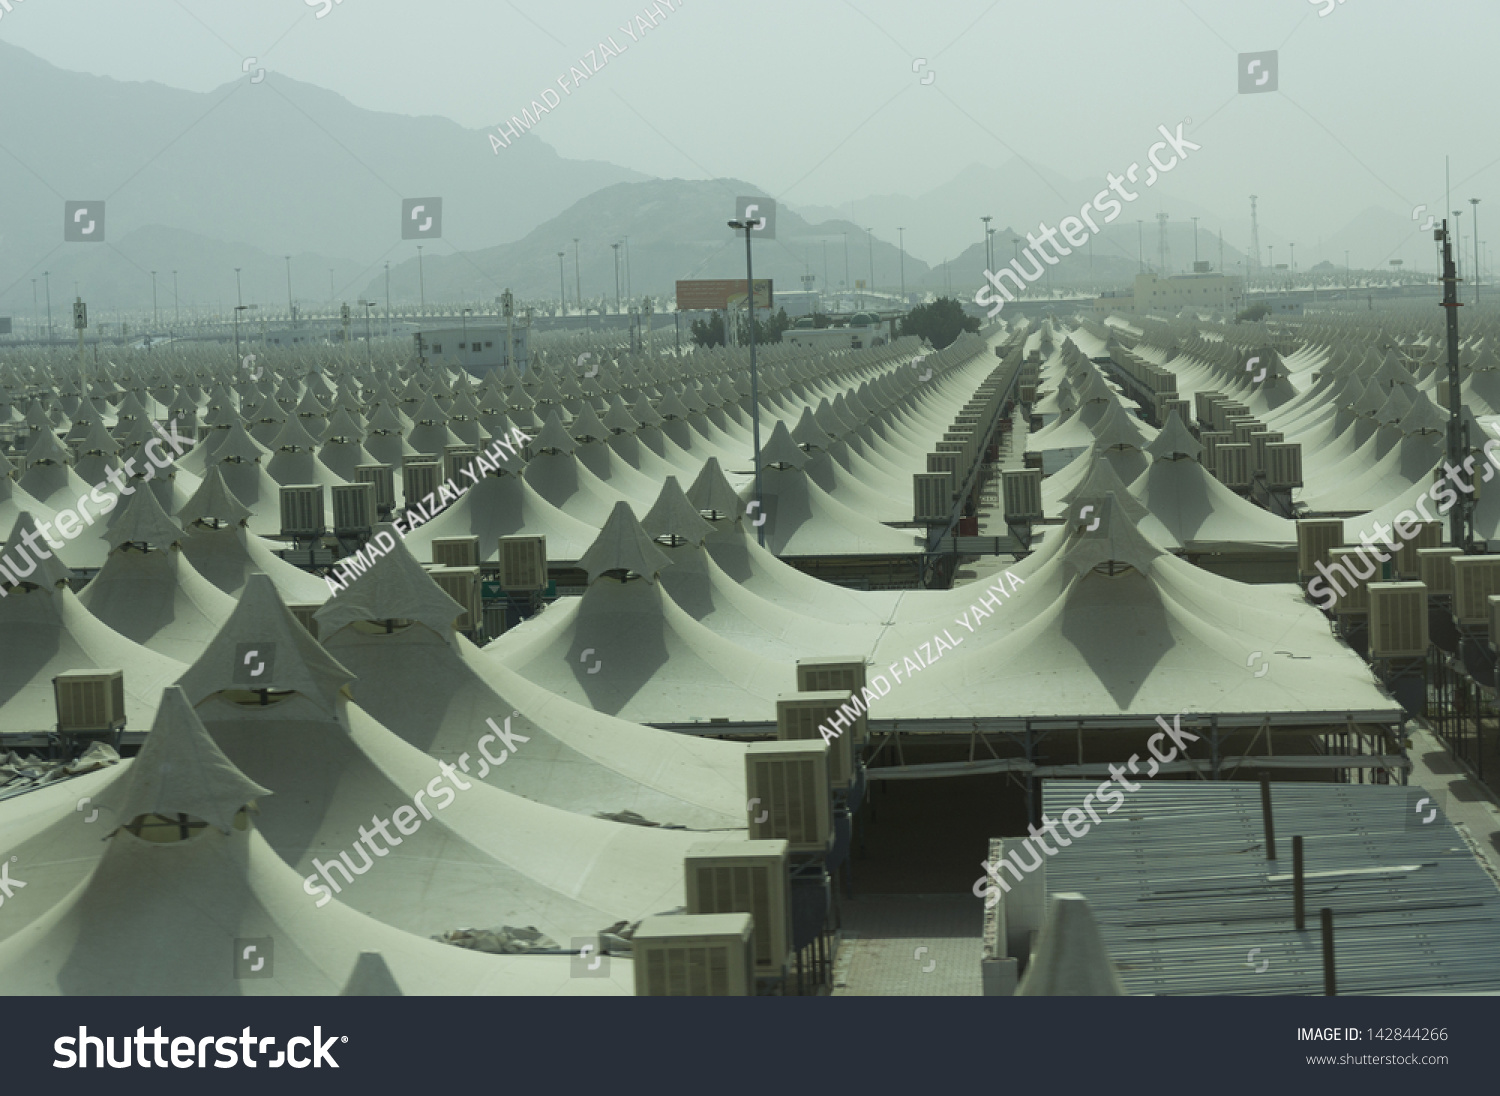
(4, 0), (1498, 269)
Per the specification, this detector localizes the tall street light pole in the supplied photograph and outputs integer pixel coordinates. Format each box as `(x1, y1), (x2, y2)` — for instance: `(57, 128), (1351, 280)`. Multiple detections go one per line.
(558, 251), (567, 314)
(865, 227), (874, 303)
(44, 270), (52, 343)
(611, 243), (621, 313)
(729, 216), (765, 547)
(1471, 198), (1482, 304)
(234, 268), (243, 309)
(416, 247), (425, 312)
(897, 226), (906, 300)
(573, 237), (581, 309)
(384, 262), (391, 337)
(151, 271), (158, 329)
(981, 215), (992, 273)
(172, 271), (179, 326)
(285, 256), (293, 317)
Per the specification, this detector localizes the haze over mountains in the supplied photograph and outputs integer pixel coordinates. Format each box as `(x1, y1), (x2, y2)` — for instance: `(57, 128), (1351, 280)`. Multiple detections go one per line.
(0, 41), (1443, 318)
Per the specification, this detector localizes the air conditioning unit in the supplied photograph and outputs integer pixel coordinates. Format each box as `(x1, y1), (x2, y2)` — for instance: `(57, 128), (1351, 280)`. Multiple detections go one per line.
(498, 535), (547, 591)
(354, 463), (395, 513)
(1249, 431), (1283, 475)
(1325, 547), (1373, 614)
(1158, 397), (1191, 427)
(777, 691), (856, 789)
(1002, 469), (1043, 522)
(1395, 521), (1442, 578)
(1199, 431), (1231, 469)
(1018, 383), (1036, 404)
(1490, 595), (1500, 646)
(331, 482), (375, 536)
(288, 604), (319, 638)
(633, 913), (754, 997)
(428, 566), (481, 632)
(402, 461), (441, 512)
(1417, 547), (1463, 596)
(744, 740), (833, 854)
(913, 473), (952, 523)
(1297, 520), (1345, 580)
(1266, 443), (1304, 489)
(685, 840), (791, 977)
(795, 657), (867, 696)
(1230, 419), (1263, 446)
(1214, 443), (1252, 489)
(1368, 582), (1428, 657)
(53, 670), (125, 733)
(278, 484), (324, 538)
(1450, 555), (1500, 625)
(926, 452), (958, 480)
(1194, 390), (1222, 427)
(442, 446), (479, 487)
(432, 536), (481, 569)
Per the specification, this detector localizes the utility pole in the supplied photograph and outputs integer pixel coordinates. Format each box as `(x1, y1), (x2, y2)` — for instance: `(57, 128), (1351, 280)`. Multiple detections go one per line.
(1439, 218), (1472, 549)
(611, 243), (621, 313)
(728, 215), (765, 547)
(1471, 198), (1482, 304)
(897, 227), (906, 300)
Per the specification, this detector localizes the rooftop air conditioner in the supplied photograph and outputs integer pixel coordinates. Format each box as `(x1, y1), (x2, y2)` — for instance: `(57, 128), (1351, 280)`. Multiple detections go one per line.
(53, 670), (125, 733)
(1297, 519), (1345, 580)
(633, 913), (754, 997)
(1250, 431), (1283, 475)
(1199, 431), (1231, 469)
(428, 566), (481, 632)
(1002, 469), (1043, 523)
(1326, 547), (1373, 614)
(1395, 521), (1442, 578)
(1417, 547), (1463, 596)
(1450, 555), (1500, 626)
(685, 840), (791, 977)
(1266, 443), (1303, 489)
(288, 604), (319, 639)
(331, 482), (375, 537)
(432, 536), (481, 569)
(914, 473), (952, 523)
(401, 461), (441, 513)
(1368, 582), (1428, 658)
(744, 740), (833, 854)
(1194, 390), (1223, 427)
(354, 463), (395, 513)
(1230, 419), (1263, 446)
(498, 535), (547, 591)
(795, 657), (867, 696)
(442, 446), (479, 487)
(1490, 595), (1500, 647)
(1158, 397), (1191, 427)
(1214, 443), (1252, 489)
(926, 452), (958, 480)
(278, 484), (324, 538)
(777, 691), (857, 790)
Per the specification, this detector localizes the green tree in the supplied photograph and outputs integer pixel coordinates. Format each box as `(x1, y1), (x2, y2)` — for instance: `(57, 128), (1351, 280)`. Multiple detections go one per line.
(1236, 303), (1271, 322)
(899, 297), (980, 349)
(690, 307), (791, 348)
(690, 313), (725, 347)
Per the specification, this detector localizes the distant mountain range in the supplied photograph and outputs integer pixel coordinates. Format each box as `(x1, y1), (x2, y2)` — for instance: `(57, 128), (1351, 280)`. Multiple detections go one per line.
(0, 42), (1442, 322)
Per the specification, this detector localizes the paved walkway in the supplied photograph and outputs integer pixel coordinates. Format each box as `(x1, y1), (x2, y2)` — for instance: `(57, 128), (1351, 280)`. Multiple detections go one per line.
(831, 894), (982, 996)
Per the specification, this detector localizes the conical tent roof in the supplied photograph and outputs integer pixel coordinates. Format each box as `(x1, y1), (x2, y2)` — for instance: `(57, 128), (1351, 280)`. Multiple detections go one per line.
(1060, 458), (1151, 525)
(1016, 893), (1126, 996)
(341, 952), (404, 996)
(1058, 492), (1166, 578)
(177, 573), (355, 717)
(1144, 411), (1203, 462)
(177, 464), (254, 525)
(0, 512), (74, 592)
(106, 480), (184, 550)
(315, 525), (467, 640)
(641, 477), (717, 544)
(577, 502), (674, 585)
(93, 686), (270, 835)
(687, 457), (745, 518)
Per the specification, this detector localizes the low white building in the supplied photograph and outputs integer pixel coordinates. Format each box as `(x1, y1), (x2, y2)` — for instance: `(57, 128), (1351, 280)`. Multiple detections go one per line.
(414, 323), (530, 375)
